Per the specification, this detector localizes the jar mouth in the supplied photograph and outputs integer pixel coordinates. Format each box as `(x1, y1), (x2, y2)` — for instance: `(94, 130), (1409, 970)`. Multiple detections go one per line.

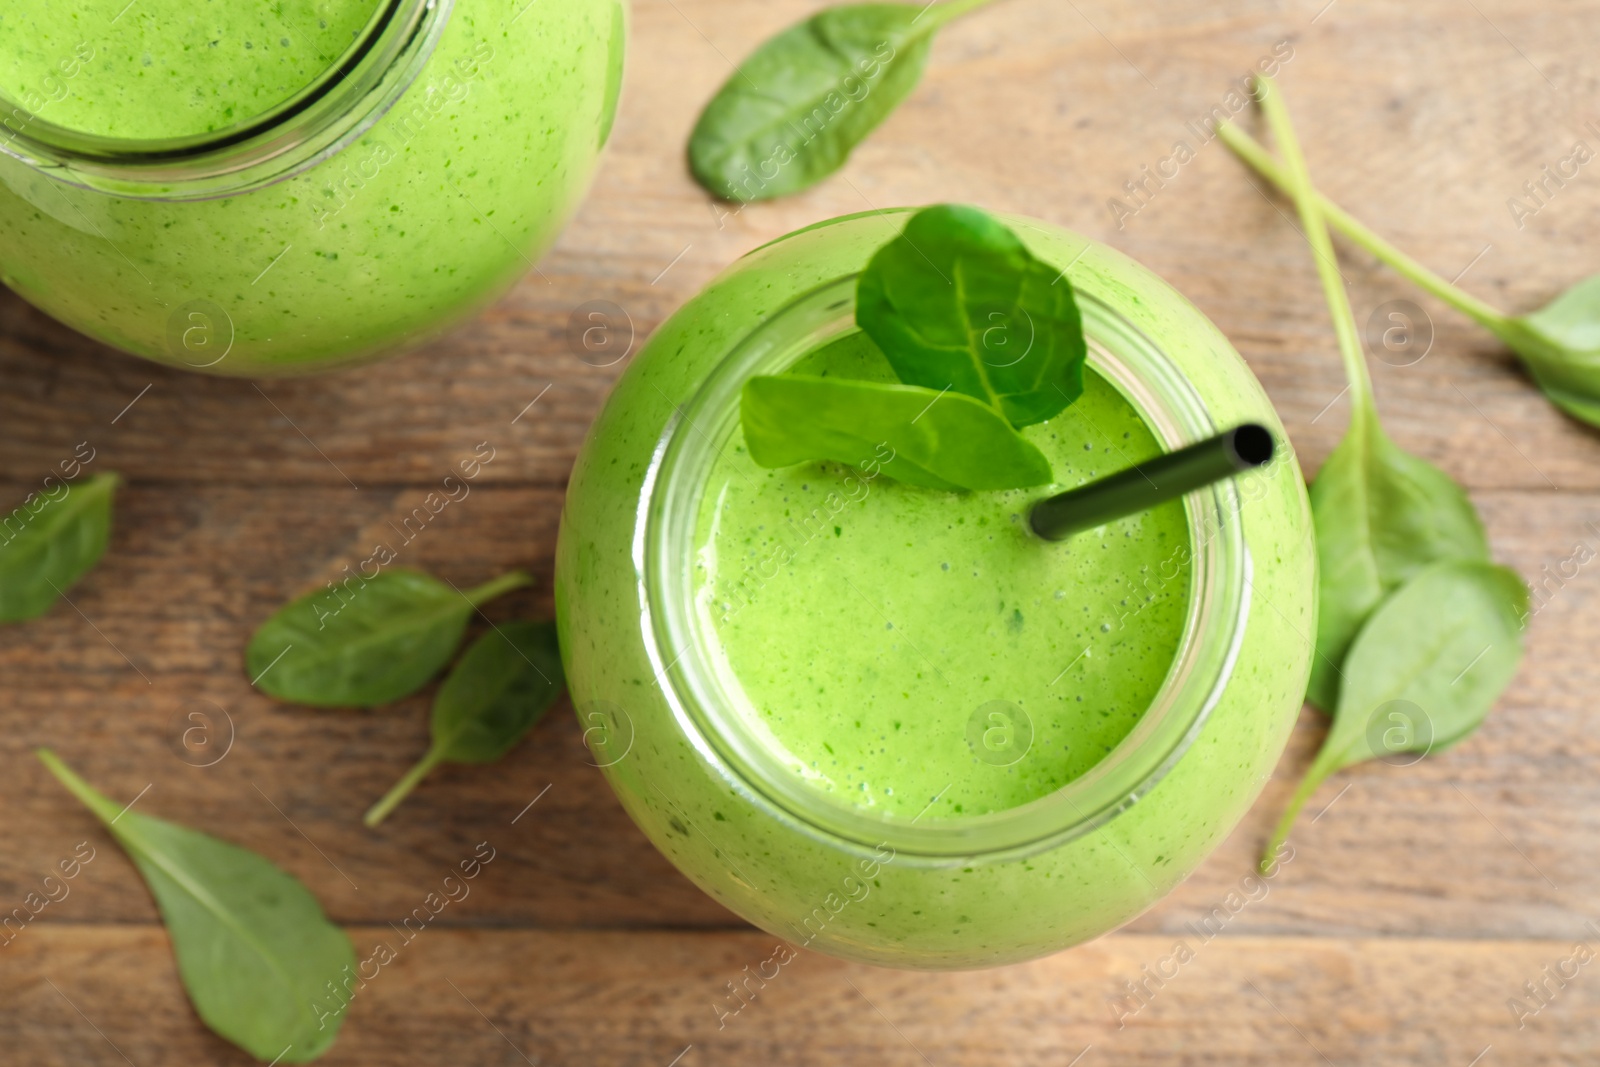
(0, 0), (450, 201)
(639, 273), (1251, 865)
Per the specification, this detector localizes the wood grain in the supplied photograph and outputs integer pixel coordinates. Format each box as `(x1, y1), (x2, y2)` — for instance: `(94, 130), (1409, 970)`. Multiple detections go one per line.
(8, 927), (1597, 1066)
(3, 0), (1600, 1063)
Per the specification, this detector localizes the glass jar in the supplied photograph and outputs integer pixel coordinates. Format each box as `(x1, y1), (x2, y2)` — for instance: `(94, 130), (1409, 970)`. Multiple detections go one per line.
(556, 209), (1314, 969)
(0, 0), (625, 376)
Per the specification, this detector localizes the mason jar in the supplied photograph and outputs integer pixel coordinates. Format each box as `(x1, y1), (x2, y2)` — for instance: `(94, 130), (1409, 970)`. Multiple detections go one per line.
(556, 209), (1314, 969)
(0, 0), (624, 376)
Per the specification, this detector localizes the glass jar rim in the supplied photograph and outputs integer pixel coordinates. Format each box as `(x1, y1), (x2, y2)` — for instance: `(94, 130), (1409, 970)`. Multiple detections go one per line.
(0, 0), (451, 201)
(639, 270), (1252, 865)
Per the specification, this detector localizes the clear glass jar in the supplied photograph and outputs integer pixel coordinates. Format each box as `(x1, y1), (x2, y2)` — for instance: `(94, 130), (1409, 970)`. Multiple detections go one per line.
(0, 0), (625, 376)
(556, 209), (1315, 968)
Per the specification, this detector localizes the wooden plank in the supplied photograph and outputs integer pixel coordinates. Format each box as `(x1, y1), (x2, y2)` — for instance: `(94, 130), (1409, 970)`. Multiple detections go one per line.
(0, 483), (1596, 938)
(1, 0), (1598, 489)
(4, 927), (1595, 1065)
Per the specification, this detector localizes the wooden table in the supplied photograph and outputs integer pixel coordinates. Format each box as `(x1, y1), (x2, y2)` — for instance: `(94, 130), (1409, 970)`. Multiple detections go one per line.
(4, 1), (1598, 1063)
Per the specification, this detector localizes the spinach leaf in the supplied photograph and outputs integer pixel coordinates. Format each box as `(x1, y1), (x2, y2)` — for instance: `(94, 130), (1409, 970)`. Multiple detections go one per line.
(0, 472), (120, 623)
(38, 749), (355, 1063)
(1218, 120), (1600, 429)
(247, 569), (532, 708)
(742, 373), (1053, 490)
(1260, 562), (1528, 868)
(857, 203), (1087, 428)
(1251, 75), (1491, 712)
(739, 206), (1084, 489)
(1498, 276), (1600, 426)
(688, 0), (998, 202)
(364, 622), (565, 827)
(1307, 419), (1488, 709)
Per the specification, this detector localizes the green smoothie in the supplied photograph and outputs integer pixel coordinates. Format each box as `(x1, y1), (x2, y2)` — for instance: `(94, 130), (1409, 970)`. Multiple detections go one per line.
(0, 0), (625, 374)
(558, 209), (1316, 969)
(0, 0), (382, 139)
(698, 353), (1192, 820)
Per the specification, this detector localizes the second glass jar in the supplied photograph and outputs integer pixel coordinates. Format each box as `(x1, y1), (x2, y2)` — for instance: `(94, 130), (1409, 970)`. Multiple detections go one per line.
(0, 0), (625, 375)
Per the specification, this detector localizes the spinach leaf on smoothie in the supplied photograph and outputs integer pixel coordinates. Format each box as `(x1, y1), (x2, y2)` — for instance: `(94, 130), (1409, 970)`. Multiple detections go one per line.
(365, 622), (566, 827)
(0, 472), (120, 624)
(689, 0), (1002, 202)
(1219, 121), (1600, 429)
(743, 374), (1053, 490)
(38, 749), (356, 1063)
(741, 204), (1082, 491)
(247, 568), (532, 708)
(857, 204), (1088, 427)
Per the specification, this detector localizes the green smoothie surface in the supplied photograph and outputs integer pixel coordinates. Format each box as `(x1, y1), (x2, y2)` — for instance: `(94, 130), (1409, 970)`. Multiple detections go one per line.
(0, 0), (382, 139)
(694, 335), (1193, 821)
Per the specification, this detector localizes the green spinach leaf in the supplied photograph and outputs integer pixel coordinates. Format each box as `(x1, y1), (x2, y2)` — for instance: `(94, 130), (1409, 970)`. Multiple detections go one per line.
(0, 472), (120, 623)
(688, 0), (998, 202)
(1261, 562), (1528, 868)
(1498, 276), (1600, 426)
(38, 749), (356, 1063)
(857, 203), (1087, 428)
(247, 569), (532, 708)
(364, 622), (565, 827)
(1307, 419), (1488, 709)
(742, 373), (1053, 490)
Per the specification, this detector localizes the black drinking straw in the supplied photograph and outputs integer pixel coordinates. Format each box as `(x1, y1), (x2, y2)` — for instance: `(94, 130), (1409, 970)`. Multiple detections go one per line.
(1029, 423), (1274, 541)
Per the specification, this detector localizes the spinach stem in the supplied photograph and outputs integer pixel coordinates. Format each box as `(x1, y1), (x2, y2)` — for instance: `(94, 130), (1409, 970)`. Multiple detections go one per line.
(1259, 769), (1323, 873)
(364, 748), (445, 828)
(36, 748), (120, 825)
(1252, 75), (1375, 426)
(1216, 120), (1512, 335)
(463, 570), (534, 608)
